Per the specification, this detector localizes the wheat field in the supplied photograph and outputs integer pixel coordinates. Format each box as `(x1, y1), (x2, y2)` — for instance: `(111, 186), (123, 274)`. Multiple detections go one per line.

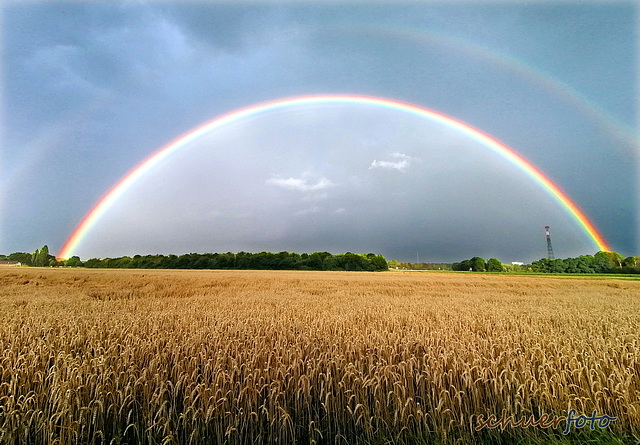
(0, 268), (638, 444)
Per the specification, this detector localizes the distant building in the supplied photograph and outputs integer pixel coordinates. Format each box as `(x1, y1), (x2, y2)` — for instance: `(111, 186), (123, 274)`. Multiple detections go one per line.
(511, 262), (524, 266)
(0, 260), (21, 267)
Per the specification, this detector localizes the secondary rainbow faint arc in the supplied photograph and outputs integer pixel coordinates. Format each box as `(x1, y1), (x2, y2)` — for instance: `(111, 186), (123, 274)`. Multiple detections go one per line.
(58, 95), (610, 259)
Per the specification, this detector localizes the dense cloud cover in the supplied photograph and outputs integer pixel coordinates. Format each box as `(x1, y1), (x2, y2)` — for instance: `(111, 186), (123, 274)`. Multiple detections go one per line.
(2, 2), (637, 262)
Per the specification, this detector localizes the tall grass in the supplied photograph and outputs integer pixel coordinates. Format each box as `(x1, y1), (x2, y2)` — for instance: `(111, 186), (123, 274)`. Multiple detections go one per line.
(1, 268), (638, 444)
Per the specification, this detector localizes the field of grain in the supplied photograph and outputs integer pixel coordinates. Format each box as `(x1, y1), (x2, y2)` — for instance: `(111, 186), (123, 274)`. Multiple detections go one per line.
(1, 268), (639, 444)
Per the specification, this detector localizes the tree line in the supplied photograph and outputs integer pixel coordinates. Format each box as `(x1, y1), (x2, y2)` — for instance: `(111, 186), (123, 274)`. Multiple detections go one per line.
(1, 248), (388, 272)
(452, 257), (506, 272)
(0, 246), (57, 267)
(4, 246), (638, 274)
(531, 251), (639, 274)
(450, 251), (639, 274)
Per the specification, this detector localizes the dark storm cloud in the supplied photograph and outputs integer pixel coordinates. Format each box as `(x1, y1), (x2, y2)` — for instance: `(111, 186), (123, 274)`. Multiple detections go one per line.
(156, 3), (294, 51)
(2, 1), (313, 251)
(1, 1), (636, 261)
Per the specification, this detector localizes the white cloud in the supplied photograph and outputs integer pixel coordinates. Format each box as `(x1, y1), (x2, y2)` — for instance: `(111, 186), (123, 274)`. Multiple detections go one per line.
(369, 152), (418, 172)
(266, 176), (335, 191)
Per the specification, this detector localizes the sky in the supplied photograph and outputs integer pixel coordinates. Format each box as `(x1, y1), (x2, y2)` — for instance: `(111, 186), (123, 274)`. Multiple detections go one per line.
(1, 1), (638, 263)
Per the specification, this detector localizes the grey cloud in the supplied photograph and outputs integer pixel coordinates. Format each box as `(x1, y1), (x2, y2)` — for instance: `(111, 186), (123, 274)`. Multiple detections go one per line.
(157, 3), (293, 52)
(2, 2), (635, 258)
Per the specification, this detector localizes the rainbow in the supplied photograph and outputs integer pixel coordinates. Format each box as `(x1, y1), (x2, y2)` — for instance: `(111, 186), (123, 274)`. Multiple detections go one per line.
(58, 95), (610, 259)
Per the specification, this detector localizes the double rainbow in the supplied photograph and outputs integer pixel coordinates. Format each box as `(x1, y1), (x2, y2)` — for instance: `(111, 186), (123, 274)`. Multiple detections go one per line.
(58, 95), (609, 259)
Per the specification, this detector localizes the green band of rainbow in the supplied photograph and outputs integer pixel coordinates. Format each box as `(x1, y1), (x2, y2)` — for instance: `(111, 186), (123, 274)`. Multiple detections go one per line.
(58, 95), (610, 259)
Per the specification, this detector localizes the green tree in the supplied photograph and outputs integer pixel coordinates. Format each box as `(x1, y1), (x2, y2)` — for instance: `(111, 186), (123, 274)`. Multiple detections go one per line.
(65, 256), (84, 267)
(531, 258), (549, 272)
(549, 259), (568, 273)
(369, 254), (388, 271)
(486, 258), (503, 272)
(595, 251), (623, 269)
(593, 251), (616, 273)
(37, 245), (48, 266)
(84, 258), (102, 268)
(32, 245), (54, 267)
(49, 258), (61, 267)
(623, 256), (639, 268)
(452, 259), (472, 271)
(387, 260), (399, 269)
(7, 252), (33, 266)
(336, 252), (363, 271)
(322, 255), (338, 271)
(622, 256), (640, 274)
(470, 257), (486, 272)
(306, 252), (324, 270)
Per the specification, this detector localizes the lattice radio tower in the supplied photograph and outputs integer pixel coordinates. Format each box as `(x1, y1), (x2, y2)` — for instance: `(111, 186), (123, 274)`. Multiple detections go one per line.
(545, 226), (555, 259)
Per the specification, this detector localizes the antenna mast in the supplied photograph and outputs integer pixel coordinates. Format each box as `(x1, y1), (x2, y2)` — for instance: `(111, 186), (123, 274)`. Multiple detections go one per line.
(545, 226), (555, 259)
